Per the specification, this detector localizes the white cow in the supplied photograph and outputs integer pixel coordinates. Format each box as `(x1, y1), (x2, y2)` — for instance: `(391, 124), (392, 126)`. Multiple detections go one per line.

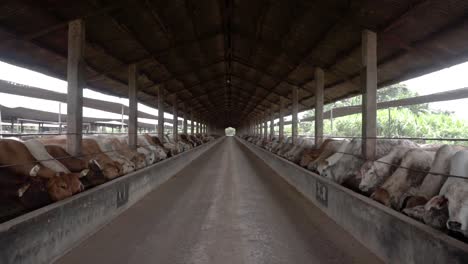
(440, 150), (468, 236)
(371, 149), (435, 209)
(316, 139), (351, 175)
(403, 145), (465, 207)
(358, 147), (413, 194)
(322, 139), (418, 186)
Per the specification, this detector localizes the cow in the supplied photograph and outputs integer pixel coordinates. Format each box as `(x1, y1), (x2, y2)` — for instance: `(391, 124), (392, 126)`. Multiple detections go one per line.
(39, 136), (122, 182)
(137, 135), (167, 161)
(436, 150), (468, 237)
(316, 139), (351, 175)
(300, 139), (338, 168)
(371, 148), (435, 210)
(274, 137), (293, 155)
(305, 140), (342, 170)
(284, 137), (313, 162)
(101, 136), (148, 169)
(0, 139), (84, 203)
(88, 136), (136, 174)
(321, 139), (418, 186)
(358, 147), (413, 195)
(44, 145), (89, 173)
(265, 137), (279, 152)
(401, 145), (465, 209)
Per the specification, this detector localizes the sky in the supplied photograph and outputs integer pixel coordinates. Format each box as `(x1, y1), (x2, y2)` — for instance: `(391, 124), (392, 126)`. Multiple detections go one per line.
(0, 59), (467, 125)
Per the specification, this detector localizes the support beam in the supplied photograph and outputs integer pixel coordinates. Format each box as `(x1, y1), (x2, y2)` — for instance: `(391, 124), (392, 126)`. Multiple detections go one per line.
(157, 85), (165, 140)
(128, 64), (138, 149)
(279, 97), (285, 141)
(315, 68), (324, 148)
(362, 30), (377, 160)
(263, 113), (268, 139)
(291, 87), (299, 144)
(172, 95), (178, 142)
(66, 19), (85, 156)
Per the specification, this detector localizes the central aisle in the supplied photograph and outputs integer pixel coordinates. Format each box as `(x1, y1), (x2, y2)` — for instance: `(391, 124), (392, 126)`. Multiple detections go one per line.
(57, 137), (381, 264)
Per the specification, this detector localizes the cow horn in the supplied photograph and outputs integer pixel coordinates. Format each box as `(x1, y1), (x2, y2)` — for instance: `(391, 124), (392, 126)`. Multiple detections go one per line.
(80, 169), (90, 178)
(29, 164), (40, 177)
(91, 159), (103, 170)
(18, 184), (31, 197)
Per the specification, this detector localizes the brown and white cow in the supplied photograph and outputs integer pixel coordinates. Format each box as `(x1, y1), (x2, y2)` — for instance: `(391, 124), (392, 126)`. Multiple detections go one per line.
(87, 136), (136, 174)
(39, 136), (122, 181)
(300, 139), (340, 168)
(0, 139), (84, 203)
(95, 135), (147, 170)
(285, 138), (315, 163)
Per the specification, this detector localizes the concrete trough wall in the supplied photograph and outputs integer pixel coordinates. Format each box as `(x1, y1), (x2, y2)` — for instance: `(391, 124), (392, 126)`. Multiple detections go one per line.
(237, 138), (468, 264)
(0, 137), (224, 264)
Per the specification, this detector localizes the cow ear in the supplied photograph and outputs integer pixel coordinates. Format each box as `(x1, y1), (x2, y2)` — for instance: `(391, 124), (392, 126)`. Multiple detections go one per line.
(29, 164), (41, 177)
(18, 184), (31, 197)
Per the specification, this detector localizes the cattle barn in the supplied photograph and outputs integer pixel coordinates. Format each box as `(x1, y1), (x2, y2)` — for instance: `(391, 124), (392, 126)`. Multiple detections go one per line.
(1, 1), (468, 263)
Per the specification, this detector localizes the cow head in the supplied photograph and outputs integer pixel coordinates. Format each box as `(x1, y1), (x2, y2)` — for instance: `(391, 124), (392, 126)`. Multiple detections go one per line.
(423, 195), (449, 230)
(359, 161), (378, 193)
(445, 186), (468, 236)
(371, 188), (391, 207)
(118, 158), (135, 175)
(316, 160), (330, 175)
(18, 179), (51, 209)
(90, 159), (120, 180)
(46, 172), (84, 201)
(300, 154), (313, 168)
(132, 153), (147, 170)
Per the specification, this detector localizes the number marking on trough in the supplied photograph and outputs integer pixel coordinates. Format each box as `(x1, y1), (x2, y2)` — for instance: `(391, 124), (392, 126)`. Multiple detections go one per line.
(315, 180), (328, 207)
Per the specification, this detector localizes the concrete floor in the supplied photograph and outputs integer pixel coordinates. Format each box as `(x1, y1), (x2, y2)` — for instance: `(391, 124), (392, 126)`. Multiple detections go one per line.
(56, 137), (382, 264)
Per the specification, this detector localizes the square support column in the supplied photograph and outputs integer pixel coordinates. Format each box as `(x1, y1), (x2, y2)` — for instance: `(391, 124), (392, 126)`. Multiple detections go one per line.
(291, 87), (299, 144)
(157, 85), (165, 140)
(67, 19), (85, 156)
(183, 104), (188, 134)
(190, 111), (194, 135)
(128, 64), (138, 149)
(263, 113), (268, 139)
(270, 107), (274, 139)
(279, 97), (285, 141)
(362, 30), (377, 160)
(315, 68), (324, 148)
(172, 95), (178, 142)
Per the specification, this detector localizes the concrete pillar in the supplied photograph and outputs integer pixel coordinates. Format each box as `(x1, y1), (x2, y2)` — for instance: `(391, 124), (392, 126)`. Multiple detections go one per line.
(291, 87), (299, 144)
(157, 85), (165, 140)
(190, 111), (194, 135)
(263, 113), (268, 139)
(128, 64), (138, 149)
(172, 95), (178, 142)
(279, 97), (285, 141)
(66, 19), (85, 156)
(270, 107), (274, 139)
(362, 30), (377, 160)
(183, 104), (188, 134)
(315, 68), (324, 148)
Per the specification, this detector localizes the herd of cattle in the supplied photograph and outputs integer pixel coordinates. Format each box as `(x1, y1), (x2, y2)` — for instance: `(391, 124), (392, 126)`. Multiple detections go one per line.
(0, 133), (216, 222)
(242, 135), (468, 240)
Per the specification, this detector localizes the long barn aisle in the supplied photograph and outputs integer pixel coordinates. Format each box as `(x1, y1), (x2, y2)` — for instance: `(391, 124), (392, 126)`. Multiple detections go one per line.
(56, 137), (381, 264)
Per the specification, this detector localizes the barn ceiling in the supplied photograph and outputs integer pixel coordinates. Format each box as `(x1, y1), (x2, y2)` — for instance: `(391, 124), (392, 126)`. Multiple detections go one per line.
(0, 0), (468, 127)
